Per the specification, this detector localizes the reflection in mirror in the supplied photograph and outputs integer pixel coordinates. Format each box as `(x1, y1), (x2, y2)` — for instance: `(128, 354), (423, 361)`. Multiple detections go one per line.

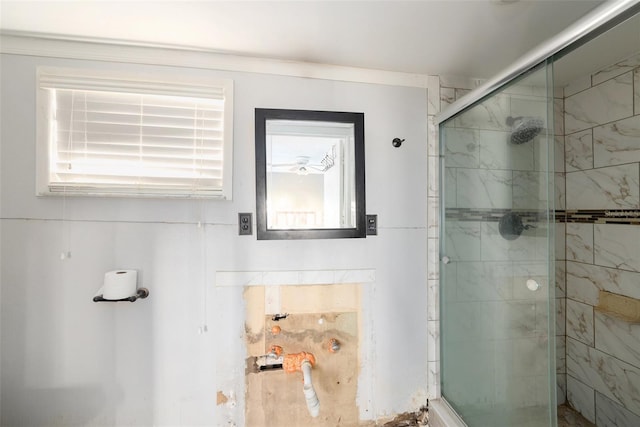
(255, 109), (366, 240)
(267, 120), (354, 229)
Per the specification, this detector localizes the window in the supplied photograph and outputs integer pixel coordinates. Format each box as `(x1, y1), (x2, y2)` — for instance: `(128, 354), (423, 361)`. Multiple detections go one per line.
(36, 67), (233, 198)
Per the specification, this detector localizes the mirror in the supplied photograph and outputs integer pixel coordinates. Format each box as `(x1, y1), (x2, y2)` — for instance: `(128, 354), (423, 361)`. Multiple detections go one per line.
(255, 108), (366, 240)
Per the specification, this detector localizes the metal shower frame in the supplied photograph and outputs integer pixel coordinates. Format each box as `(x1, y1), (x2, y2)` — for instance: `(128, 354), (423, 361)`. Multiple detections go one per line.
(435, 0), (640, 126)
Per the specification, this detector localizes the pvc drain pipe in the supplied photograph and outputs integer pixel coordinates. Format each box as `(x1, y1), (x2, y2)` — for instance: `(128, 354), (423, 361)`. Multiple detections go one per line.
(301, 360), (320, 417)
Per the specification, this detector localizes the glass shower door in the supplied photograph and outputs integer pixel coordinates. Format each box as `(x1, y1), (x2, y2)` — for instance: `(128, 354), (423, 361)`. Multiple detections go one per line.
(439, 63), (556, 427)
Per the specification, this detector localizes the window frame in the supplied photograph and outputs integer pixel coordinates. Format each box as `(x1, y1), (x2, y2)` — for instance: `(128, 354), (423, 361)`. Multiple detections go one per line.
(254, 108), (367, 240)
(36, 67), (234, 199)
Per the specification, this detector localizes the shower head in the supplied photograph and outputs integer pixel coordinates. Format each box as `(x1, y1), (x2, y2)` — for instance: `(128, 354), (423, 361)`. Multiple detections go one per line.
(506, 116), (544, 144)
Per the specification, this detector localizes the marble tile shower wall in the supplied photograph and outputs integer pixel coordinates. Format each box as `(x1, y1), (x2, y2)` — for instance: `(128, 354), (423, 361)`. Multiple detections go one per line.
(426, 75), (441, 400)
(556, 92), (568, 408)
(434, 75), (563, 409)
(427, 75), (490, 400)
(563, 51), (640, 426)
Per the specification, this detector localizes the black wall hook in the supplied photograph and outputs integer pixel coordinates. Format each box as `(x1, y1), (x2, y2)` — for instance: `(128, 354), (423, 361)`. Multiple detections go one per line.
(392, 138), (405, 147)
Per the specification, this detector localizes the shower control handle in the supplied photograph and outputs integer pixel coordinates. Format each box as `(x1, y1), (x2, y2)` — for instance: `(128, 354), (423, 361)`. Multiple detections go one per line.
(442, 256), (451, 265)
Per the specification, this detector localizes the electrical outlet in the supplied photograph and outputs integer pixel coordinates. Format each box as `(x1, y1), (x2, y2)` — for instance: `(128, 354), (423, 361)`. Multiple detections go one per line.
(239, 213), (253, 236)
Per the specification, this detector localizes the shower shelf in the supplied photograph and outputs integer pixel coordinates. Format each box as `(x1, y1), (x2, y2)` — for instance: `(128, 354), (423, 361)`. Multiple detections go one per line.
(93, 288), (150, 303)
(596, 290), (640, 323)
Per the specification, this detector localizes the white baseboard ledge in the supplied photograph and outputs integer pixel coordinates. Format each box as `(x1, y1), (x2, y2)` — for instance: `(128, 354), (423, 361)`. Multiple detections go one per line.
(430, 399), (468, 427)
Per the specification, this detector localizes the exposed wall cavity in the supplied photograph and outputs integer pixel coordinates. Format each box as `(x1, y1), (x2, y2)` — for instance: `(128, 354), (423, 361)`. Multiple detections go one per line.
(243, 284), (362, 426)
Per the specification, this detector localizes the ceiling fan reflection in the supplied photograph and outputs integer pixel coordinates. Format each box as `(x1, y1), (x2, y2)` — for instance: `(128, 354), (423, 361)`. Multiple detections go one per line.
(272, 156), (332, 175)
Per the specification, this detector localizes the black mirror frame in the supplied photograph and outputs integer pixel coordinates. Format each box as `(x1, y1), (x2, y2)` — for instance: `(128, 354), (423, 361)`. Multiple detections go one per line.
(255, 108), (366, 240)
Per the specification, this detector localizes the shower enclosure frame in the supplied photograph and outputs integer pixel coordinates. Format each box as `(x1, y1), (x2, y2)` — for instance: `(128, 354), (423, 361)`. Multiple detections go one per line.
(437, 0), (640, 126)
(432, 0), (640, 426)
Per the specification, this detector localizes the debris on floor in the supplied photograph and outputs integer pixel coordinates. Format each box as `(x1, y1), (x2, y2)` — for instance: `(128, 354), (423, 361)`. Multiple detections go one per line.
(557, 404), (595, 427)
(381, 405), (429, 426)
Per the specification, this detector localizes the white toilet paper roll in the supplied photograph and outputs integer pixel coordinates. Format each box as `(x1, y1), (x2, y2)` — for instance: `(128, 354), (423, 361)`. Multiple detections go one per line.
(103, 270), (137, 300)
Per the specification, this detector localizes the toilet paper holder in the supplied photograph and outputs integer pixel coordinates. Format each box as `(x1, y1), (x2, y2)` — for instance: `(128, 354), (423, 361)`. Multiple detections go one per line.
(93, 287), (149, 303)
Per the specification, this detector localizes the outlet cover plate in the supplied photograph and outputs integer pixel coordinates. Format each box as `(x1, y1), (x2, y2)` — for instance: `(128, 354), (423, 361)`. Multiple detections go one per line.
(239, 213), (253, 235)
(366, 214), (377, 236)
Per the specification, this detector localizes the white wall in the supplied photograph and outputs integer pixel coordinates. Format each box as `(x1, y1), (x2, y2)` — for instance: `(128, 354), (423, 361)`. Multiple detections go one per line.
(0, 51), (428, 426)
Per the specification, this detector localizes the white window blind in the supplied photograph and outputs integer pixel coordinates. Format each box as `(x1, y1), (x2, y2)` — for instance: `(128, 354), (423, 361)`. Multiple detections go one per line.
(37, 68), (233, 198)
